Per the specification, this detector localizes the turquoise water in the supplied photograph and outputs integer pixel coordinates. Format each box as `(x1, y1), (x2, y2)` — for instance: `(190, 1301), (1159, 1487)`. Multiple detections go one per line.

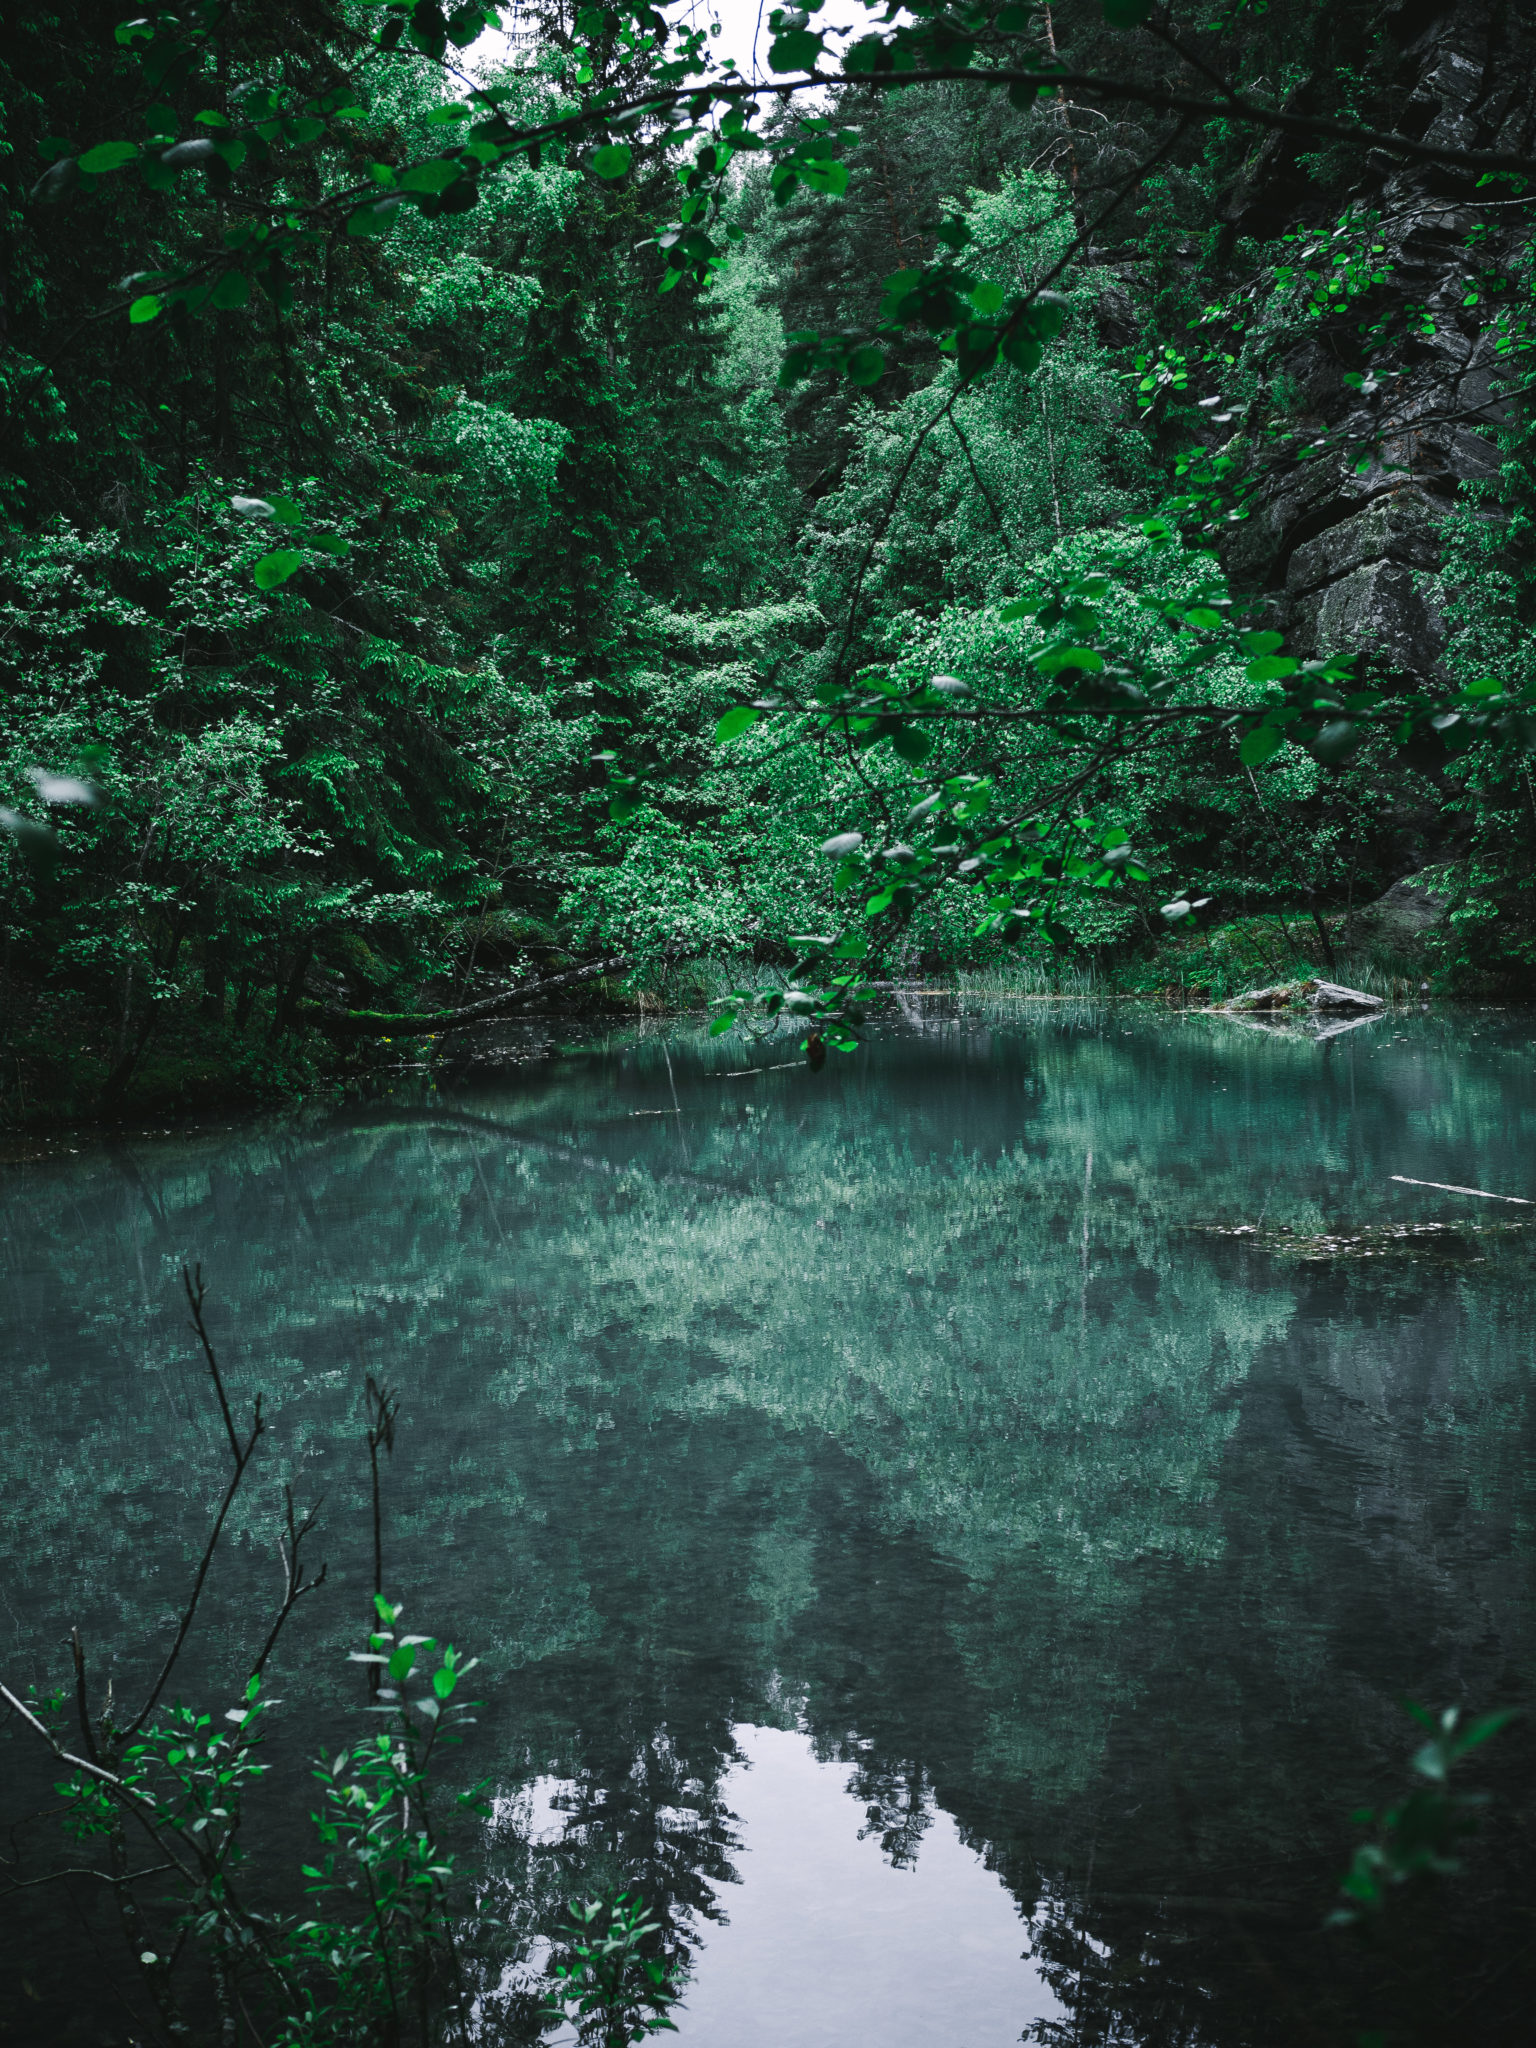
(2, 1002), (1533, 2044)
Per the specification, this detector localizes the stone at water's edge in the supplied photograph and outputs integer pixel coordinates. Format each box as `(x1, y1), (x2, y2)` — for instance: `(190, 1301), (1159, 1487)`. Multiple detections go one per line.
(1222, 978), (1384, 1015)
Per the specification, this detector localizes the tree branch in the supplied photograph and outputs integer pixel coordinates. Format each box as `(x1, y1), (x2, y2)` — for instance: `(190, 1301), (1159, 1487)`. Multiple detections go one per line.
(0, 1861), (175, 1897)
(183, 1263), (242, 1463)
(124, 1271), (265, 1736)
(249, 1487), (327, 1681)
(295, 953), (632, 1037)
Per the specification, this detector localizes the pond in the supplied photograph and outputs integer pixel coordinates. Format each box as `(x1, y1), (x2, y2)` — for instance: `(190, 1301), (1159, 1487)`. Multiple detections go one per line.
(2, 1001), (1534, 2046)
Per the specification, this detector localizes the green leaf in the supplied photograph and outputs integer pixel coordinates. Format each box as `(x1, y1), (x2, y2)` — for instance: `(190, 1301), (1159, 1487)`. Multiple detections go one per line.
(715, 705), (760, 743)
(1239, 724), (1285, 768)
(432, 1666), (457, 1700)
(1035, 646), (1104, 675)
(799, 157), (848, 197)
(128, 294), (163, 324)
(253, 550), (303, 590)
(845, 346), (885, 387)
(1242, 630), (1285, 656)
(591, 144), (632, 180)
(1246, 655), (1300, 682)
(210, 269), (249, 310)
(889, 723), (934, 763)
(78, 141), (140, 174)
(1311, 718), (1359, 764)
(1452, 1707), (1518, 1756)
(347, 195), (405, 237)
(709, 1012), (736, 1036)
(1022, 292), (1068, 340)
(770, 28), (825, 71)
(400, 158), (463, 194)
(1000, 327), (1043, 374)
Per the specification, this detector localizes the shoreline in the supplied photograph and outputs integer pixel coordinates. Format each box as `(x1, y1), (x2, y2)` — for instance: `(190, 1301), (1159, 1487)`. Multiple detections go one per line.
(4, 990), (1523, 1158)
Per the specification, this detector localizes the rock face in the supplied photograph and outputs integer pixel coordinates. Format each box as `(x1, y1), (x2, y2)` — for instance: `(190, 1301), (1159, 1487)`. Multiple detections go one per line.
(1222, 979), (1385, 1015)
(1285, 492), (1448, 671)
(1352, 871), (1453, 951)
(1219, 6), (1536, 687)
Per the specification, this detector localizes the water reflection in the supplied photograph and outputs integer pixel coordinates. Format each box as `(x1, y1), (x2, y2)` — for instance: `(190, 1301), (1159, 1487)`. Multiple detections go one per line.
(667, 1724), (1060, 2046)
(0, 1006), (1533, 2046)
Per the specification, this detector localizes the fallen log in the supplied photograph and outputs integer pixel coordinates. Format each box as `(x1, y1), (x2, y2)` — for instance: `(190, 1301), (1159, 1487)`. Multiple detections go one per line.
(297, 954), (631, 1037)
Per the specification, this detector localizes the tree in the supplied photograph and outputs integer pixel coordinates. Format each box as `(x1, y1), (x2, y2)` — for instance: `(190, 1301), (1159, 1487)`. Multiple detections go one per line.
(4, 0), (1536, 1103)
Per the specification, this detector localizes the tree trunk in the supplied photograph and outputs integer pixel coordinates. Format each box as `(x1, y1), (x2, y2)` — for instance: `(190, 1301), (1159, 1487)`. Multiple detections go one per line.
(270, 938), (314, 1040)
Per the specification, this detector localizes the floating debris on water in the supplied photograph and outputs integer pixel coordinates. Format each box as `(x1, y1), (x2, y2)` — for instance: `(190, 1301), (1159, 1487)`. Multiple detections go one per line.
(1195, 1219), (1535, 1264)
(1389, 1173), (1531, 1204)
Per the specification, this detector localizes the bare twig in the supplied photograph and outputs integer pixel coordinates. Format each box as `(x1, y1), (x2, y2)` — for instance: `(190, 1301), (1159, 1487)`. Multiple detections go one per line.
(946, 403), (1021, 561)
(0, 1861), (174, 1896)
(124, 1271), (265, 1737)
(250, 1487), (328, 1680)
(830, 388), (959, 690)
(364, 1378), (400, 1623)
(184, 1263), (241, 1463)
(70, 1628), (99, 1766)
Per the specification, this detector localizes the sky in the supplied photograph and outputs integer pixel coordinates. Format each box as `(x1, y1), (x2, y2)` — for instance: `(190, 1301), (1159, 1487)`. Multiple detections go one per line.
(472, 2), (885, 87)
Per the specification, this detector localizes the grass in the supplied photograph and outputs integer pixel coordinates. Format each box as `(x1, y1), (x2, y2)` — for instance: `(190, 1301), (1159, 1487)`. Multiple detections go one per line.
(1097, 915), (1432, 1006)
(954, 956), (1106, 1001)
(613, 923), (1435, 1022)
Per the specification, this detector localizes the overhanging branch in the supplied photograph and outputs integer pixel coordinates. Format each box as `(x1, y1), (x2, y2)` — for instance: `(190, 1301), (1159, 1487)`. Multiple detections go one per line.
(297, 953), (632, 1037)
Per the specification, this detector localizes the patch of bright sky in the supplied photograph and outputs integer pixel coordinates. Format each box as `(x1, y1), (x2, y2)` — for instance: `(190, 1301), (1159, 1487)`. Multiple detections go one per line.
(468, 2), (900, 90)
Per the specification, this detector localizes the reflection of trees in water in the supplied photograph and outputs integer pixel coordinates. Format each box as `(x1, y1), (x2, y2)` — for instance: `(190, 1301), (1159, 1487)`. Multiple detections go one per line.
(850, 1754), (934, 1868)
(465, 1722), (746, 2041)
(0, 1014), (1533, 2042)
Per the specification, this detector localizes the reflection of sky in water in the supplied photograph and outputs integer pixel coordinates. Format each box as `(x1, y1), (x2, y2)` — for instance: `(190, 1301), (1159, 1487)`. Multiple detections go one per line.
(526, 1724), (1062, 2046)
(3, 1008), (1534, 2046)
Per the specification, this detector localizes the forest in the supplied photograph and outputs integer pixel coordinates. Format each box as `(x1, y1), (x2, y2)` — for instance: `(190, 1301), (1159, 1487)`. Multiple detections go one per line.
(1, 7), (1535, 2047)
(3, 0), (1536, 1120)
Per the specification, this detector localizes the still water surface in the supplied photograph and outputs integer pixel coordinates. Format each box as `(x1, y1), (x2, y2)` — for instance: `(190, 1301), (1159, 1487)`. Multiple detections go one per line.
(2, 1003), (1533, 2045)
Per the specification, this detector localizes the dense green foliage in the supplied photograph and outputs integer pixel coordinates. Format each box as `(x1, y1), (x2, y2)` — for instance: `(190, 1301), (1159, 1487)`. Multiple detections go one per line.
(3, 13), (1532, 2034)
(2, 0), (1536, 1119)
